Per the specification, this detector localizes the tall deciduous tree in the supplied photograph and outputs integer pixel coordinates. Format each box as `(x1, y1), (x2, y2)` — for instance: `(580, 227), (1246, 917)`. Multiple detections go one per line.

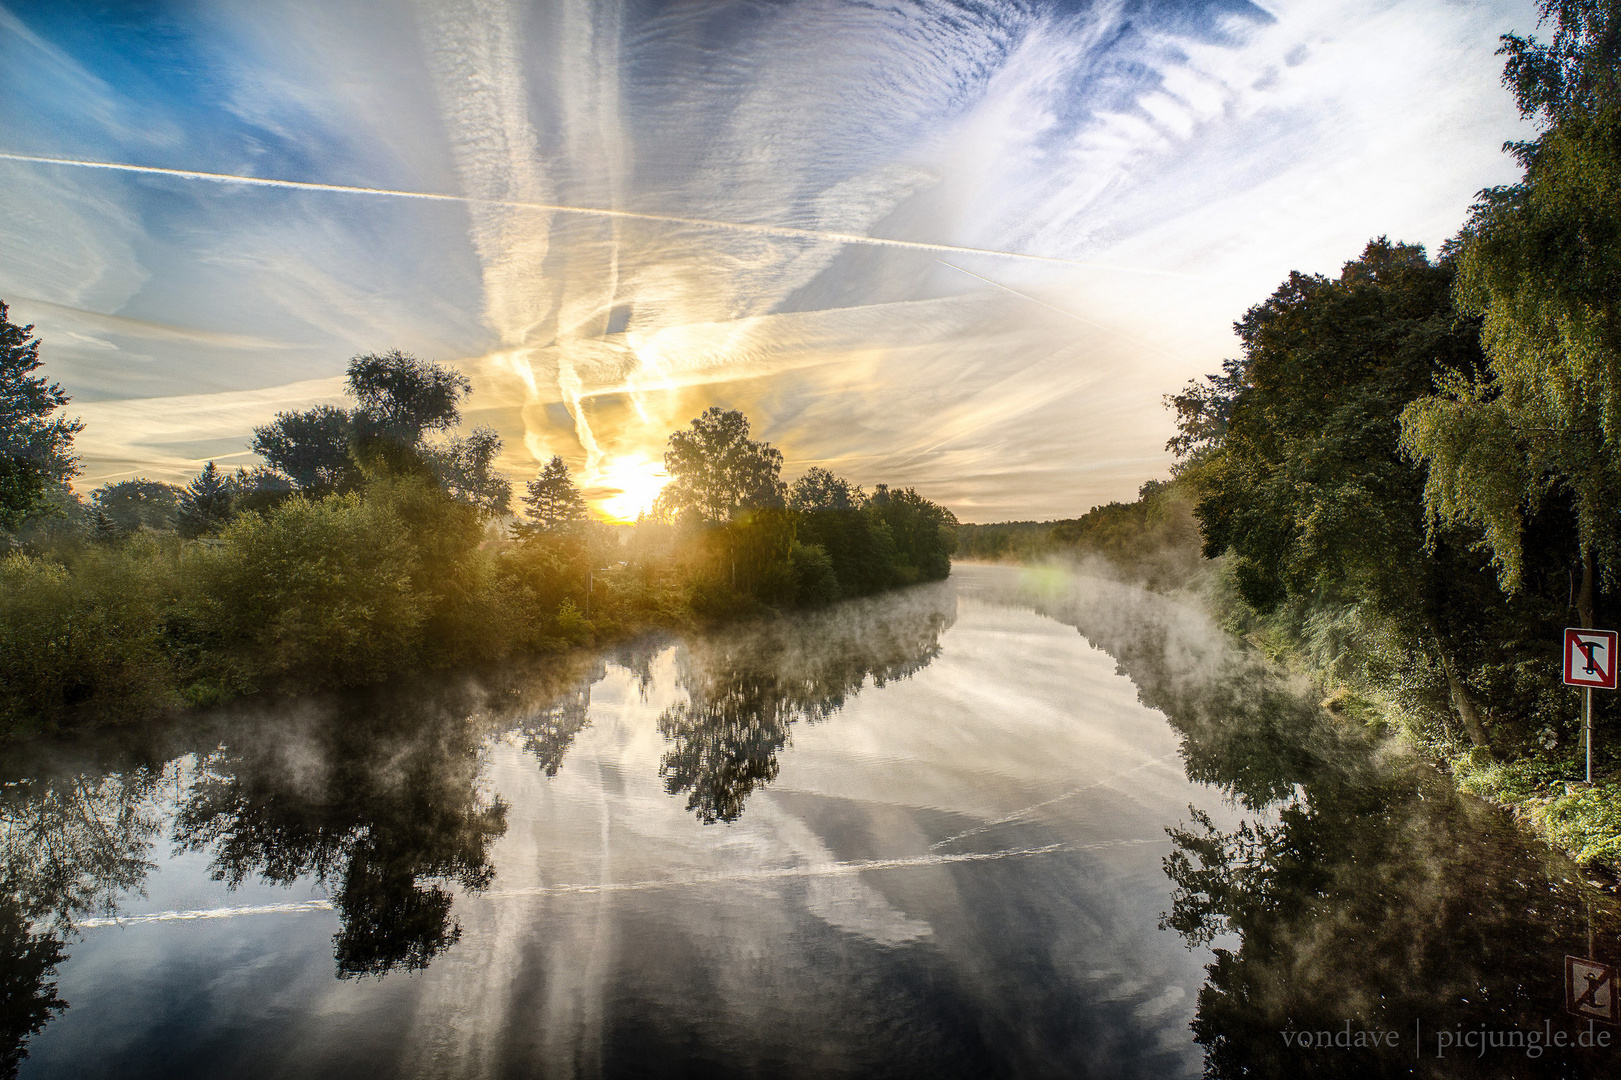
(426, 428), (511, 516)
(250, 352), (506, 514)
(1181, 240), (1500, 746)
(252, 404), (358, 493)
(90, 479), (183, 534)
(0, 301), (80, 528)
(788, 467), (865, 511)
(347, 349), (469, 447)
(518, 455), (587, 535)
(1400, 0), (1621, 626)
(654, 408), (786, 525)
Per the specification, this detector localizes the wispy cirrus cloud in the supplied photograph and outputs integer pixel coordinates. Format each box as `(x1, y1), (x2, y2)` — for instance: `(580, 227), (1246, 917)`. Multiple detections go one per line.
(0, 0), (1537, 518)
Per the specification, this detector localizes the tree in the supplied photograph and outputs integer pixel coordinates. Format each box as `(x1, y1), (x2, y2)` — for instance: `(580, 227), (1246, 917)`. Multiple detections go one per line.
(1400, 2), (1621, 626)
(89, 479), (183, 534)
(869, 484), (956, 583)
(654, 408), (786, 525)
(347, 349), (469, 447)
(1181, 240), (1501, 745)
(518, 455), (587, 536)
(252, 404), (357, 493)
(788, 466), (865, 511)
(176, 462), (236, 538)
(425, 428), (511, 516)
(0, 301), (80, 528)
(250, 352), (504, 513)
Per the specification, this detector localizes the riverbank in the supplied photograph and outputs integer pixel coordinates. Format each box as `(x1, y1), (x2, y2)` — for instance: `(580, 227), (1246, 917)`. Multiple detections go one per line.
(1193, 562), (1621, 887)
(982, 547), (1621, 888)
(0, 474), (954, 741)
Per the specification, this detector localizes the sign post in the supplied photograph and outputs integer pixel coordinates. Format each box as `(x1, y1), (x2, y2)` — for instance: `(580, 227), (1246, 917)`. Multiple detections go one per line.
(1563, 628), (1618, 784)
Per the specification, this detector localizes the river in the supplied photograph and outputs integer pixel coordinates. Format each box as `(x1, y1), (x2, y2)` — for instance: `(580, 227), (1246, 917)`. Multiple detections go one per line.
(2, 564), (1616, 1078)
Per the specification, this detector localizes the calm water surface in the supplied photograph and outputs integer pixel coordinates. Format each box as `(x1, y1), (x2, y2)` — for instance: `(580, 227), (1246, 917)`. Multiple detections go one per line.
(3, 565), (1617, 1078)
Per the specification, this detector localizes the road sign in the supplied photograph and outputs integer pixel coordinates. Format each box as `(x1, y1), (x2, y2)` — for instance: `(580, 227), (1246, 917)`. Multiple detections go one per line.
(1564, 629), (1619, 689)
(1566, 956), (1619, 1025)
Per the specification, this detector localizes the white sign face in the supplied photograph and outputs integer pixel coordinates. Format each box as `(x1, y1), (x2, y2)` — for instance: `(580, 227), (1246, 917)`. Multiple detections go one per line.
(1567, 956), (1620, 1025)
(1564, 629), (1619, 689)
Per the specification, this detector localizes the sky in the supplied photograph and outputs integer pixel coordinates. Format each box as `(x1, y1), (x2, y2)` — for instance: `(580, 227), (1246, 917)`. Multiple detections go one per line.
(0, 0), (1540, 522)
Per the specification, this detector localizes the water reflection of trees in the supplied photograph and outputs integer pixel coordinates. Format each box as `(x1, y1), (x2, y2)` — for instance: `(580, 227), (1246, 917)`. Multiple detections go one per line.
(659, 584), (955, 823)
(1024, 574), (1621, 1079)
(0, 761), (174, 1077)
(173, 693), (507, 978)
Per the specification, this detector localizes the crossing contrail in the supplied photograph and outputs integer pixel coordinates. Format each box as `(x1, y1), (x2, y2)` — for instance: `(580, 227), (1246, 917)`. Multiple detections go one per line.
(72, 838), (1170, 930)
(0, 151), (1200, 278)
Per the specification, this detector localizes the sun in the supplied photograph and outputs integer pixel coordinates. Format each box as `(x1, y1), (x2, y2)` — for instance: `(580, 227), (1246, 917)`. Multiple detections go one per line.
(585, 452), (670, 524)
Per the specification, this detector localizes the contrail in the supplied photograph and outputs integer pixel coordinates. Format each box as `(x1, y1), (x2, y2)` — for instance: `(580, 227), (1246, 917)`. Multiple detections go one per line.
(928, 753), (1184, 851)
(76, 842), (1139, 929)
(0, 152), (1198, 278)
(78, 900), (335, 928)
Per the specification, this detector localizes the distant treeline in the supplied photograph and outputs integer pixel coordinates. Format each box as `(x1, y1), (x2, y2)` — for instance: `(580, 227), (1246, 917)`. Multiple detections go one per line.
(954, 480), (1200, 590)
(0, 326), (954, 736)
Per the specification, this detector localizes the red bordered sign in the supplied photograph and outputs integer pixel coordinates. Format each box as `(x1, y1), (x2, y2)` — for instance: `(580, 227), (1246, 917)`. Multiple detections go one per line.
(1564, 629), (1619, 689)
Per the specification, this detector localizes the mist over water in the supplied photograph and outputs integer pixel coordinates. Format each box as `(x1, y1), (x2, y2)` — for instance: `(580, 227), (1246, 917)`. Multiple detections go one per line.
(1, 565), (1615, 1078)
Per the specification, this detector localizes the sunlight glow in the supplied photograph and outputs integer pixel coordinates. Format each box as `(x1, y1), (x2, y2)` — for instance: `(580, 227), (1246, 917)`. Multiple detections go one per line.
(584, 452), (670, 524)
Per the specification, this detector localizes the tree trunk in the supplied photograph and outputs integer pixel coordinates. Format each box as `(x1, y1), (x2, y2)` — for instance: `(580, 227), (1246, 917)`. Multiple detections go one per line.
(1577, 546), (1596, 629)
(1431, 626), (1490, 751)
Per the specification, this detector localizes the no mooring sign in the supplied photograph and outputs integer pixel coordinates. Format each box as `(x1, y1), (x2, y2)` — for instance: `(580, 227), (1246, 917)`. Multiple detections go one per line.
(1564, 629), (1619, 689)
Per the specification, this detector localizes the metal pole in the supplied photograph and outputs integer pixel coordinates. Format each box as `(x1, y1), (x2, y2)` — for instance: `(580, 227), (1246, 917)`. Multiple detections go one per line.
(1585, 685), (1593, 785)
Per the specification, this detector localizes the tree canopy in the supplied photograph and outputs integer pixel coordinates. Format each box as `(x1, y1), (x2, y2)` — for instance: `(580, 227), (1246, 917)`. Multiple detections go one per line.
(788, 466), (865, 511)
(1400, 0), (1621, 616)
(654, 408), (786, 525)
(518, 455), (588, 535)
(0, 302), (80, 529)
(250, 352), (507, 514)
(90, 479), (183, 535)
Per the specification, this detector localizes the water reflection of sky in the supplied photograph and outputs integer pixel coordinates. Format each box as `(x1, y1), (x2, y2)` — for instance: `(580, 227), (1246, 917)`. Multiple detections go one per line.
(9, 565), (1618, 1078)
(16, 568), (1238, 1078)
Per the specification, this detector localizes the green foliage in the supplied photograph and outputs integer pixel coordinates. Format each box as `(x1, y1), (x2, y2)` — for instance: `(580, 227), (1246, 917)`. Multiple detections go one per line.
(0, 542), (181, 731)
(789, 541), (839, 607)
(1404, 106), (1621, 592)
(346, 349), (469, 446)
(952, 520), (1060, 562)
(518, 455), (588, 536)
(0, 404), (958, 734)
(869, 484), (955, 583)
(422, 427), (510, 515)
(1051, 479), (1203, 588)
(89, 479), (183, 535)
(0, 458), (45, 533)
(251, 351), (505, 517)
(795, 507), (902, 596)
(788, 466), (864, 511)
(1537, 782), (1621, 866)
(0, 301), (80, 530)
(1500, 0), (1621, 124)
(183, 491), (424, 692)
(654, 408), (786, 525)
(253, 404), (358, 493)
(176, 462), (235, 538)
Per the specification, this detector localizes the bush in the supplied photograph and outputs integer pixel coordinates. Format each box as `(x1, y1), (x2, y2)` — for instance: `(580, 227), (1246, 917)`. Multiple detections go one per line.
(182, 492), (423, 691)
(0, 542), (180, 731)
